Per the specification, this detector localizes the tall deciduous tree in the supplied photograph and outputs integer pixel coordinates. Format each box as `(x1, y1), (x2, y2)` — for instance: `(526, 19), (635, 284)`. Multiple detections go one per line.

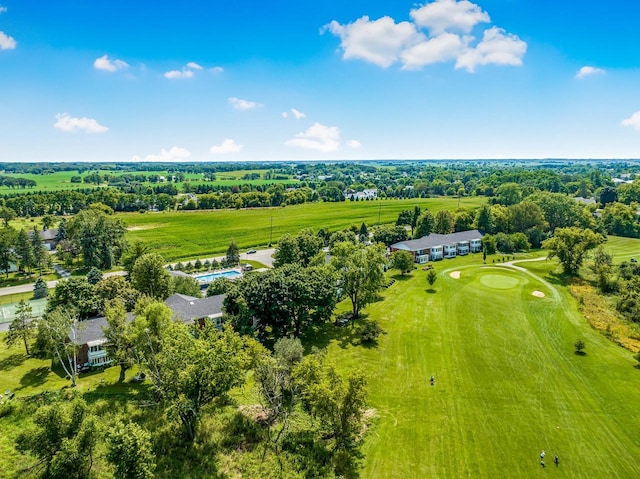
(106, 420), (156, 479)
(434, 210), (455, 235)
(414, 210), (435, 238)
(130, 253), (172, 299)
(474, 204), (495, 234)
(392, 250), (414, 275)
(142, 322), (252, 441)
(102, 299), (135, 383)
(36, 307), (80, 387)
(331, 242), (386, 318)
(121, 241), (150, 277)
(16, 399), (97, 479)
(48, 277), (100, 318)
(294, 353), (368, 477)
(0, 226), (17, 278)
(5, 300), (36, 355)
(542, 227), (604, 276)
(226, 238), (240, 266)
(66, 205), (127, 270)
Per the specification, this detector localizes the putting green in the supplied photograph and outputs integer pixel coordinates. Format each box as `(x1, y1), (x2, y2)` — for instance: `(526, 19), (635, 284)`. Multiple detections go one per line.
(479, 273), (521, 289)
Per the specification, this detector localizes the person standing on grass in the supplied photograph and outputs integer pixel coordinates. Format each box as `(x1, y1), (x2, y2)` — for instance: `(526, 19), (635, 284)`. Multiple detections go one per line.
(554, 455), (559, 466)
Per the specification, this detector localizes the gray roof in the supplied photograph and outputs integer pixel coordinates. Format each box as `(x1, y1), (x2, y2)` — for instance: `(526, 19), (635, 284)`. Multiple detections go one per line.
(74, 293), (226, 345)
(164, 293), (226, 323)
(574, 197), (596, 205)
(391, 229), (484, 252)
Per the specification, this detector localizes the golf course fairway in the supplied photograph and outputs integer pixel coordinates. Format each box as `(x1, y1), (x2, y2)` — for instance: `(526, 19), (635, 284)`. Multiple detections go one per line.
(326, 256), (640, 478)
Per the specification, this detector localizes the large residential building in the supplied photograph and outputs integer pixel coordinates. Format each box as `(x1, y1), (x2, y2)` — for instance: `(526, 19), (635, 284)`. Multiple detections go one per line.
(390, 230), (484, 264)
(74, 293), (226, 369)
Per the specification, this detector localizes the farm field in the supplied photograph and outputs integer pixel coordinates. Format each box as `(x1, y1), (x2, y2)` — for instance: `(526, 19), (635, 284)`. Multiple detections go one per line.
(122, 196), (486, 261)
(321, 253), (640, 478)
(0, 169), (296, 194)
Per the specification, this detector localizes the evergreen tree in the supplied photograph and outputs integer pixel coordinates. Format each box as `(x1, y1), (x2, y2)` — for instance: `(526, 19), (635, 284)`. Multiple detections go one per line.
(226, 238), (240, 266)
(15, 229), (35, 273)
(33, 277), (49, 299)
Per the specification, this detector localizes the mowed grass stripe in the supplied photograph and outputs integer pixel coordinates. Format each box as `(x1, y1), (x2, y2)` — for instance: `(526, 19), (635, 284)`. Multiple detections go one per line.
(122, 197), (485, 261)
(325, 255), (640, 478)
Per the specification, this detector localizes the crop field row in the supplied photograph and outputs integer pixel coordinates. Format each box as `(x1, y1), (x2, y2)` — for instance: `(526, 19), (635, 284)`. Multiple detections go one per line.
(122, 196), (485, 261)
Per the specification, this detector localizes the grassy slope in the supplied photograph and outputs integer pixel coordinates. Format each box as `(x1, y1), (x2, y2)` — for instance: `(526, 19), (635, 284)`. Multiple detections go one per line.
(123, 197), (485, 261)
(326, 254), (640, 478)
(603, 235), (640, 263)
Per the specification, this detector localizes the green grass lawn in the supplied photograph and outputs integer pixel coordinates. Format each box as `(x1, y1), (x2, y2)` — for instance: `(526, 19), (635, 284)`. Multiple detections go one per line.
(603, 235), (640, 263)
(123, 197), (485, 261)
(0, 169), (296, 195)
(320, 253), (640, 478)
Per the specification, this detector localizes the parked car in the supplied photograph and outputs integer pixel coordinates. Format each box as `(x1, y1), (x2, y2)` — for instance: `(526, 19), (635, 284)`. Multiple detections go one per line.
(246, 249), (257, 254)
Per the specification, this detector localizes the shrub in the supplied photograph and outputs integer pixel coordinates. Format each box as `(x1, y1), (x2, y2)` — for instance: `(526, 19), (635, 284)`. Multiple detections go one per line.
(361, 321), (382, 344)
(574, 339), (586, 354)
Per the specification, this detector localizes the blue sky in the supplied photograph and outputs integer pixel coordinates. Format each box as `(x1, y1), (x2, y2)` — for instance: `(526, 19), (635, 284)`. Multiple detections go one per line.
(2, 0), (640, 162)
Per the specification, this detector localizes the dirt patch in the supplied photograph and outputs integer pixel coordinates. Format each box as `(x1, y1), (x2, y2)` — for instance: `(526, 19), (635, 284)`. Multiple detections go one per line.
(532, 291), (545, 298)
(127, 224), (160, 231)
(449, 271), (461, 279)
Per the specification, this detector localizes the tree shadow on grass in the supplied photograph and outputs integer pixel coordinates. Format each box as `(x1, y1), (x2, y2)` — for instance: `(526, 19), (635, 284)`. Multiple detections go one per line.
(17, 366), (50, 391)
(0, 353), (27, 371)
(425, 288), (437, 294)
(546, 270), (575, 286)
(301, 318), (364, 352)
(574, 351), (587, 356)
(390, 274), (412, 281)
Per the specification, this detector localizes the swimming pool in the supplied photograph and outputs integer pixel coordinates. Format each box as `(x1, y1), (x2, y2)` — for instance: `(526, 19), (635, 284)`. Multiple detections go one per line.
(194, 269), (242, 283)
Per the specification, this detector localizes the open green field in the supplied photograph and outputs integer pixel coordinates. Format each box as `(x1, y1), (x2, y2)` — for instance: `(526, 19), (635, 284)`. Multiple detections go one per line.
(0, 169), (296, 194)
(321, 254), (640, 478)
(122, 197), (486, 261)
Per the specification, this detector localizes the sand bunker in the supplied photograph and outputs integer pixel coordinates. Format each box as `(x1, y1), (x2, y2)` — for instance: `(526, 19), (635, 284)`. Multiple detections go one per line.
(532, 291), (545, 298)
(449, 271), (461, 279)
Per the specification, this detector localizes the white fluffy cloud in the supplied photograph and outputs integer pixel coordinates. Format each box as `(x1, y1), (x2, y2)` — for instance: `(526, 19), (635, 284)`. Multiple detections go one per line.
(144, 146), (191, 162)
(291, 108), (306, 119)
(228, 97), (262, 111)
(285, 122), (341, 153)
(325, 0), (526, 73)
(54, 113), (108, 133)
(0, 6), (7, 14)
(94, 54), (129, 72)
(621, 112), (640, 131)
(411, 0), (490, 34)
(164, 68), (194, 79)
(455, 27), (526, 72)
(164, 62), (211, 79)
(401, 32), (469, 69)
(283, 108), (306, 119)
(210, 139), (243, 154)
(0, 31), (16, 50)
(210, 66), (224, 73)
(347, 139), (362, 148)
(323, 16), (422, 68)
(576, 66), (605, 79)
